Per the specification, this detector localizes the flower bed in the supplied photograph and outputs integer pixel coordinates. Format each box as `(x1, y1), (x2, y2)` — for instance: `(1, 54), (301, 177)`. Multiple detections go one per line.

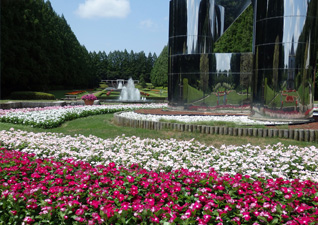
(118, 111), (287, 125)
(1, 129), (317, 182)
(65, 90), (86, 95)
(81, 94), (98, 101)
(0, 148), (318, 224)
(0, 104), (167, 128)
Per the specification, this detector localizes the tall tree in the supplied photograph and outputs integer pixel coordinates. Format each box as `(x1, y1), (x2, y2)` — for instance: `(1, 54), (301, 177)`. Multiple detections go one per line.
(1, 0), (96, 97)
(150, 46), (168, 87)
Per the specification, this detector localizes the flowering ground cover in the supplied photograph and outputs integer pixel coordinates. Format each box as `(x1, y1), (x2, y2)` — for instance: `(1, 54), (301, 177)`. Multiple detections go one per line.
(0, 104), (167, 128)
(1, 129), (317, 183)
(65, 90), (86, 95)
(1, 105), (318, 223)
(1, 148), (318, 224)
(118, 112), (287, 125)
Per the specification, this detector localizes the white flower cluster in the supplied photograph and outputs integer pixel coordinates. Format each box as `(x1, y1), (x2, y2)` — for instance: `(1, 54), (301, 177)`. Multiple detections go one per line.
(1, 129), (317, 182)
(118, 111), (287, 125)
(0, 104), (167, 128)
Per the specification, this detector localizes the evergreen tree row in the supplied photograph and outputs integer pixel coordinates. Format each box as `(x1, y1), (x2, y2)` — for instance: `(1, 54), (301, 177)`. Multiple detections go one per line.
(1, 0), (96, 97)
(89, 50), (157, 84)
(0, 0), (160, 98)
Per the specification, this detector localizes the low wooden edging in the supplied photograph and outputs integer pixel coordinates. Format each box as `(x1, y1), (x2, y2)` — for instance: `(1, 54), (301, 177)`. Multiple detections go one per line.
(114, 112), (318, 143)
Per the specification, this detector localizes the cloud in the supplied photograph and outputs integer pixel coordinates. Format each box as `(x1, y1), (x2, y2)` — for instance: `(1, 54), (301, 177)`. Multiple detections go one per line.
(76, 0), (130, 19)
(139, 19), (155, 29)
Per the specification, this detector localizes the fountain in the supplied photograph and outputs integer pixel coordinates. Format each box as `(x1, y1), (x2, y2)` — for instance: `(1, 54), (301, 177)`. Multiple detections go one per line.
(119, 78), (141, 101)
(117, 81), (123, 89)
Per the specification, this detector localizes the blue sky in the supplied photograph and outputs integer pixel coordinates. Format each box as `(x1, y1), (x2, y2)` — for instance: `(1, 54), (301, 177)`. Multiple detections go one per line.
(49, 0), (170, 55)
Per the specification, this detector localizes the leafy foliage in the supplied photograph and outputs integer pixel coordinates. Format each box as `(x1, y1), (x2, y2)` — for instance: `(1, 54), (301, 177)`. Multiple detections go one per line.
(1, 0), (96, 98)
(9, 91), (55, 100)
(0, 147), (318, 224)
(1, 0), (159, 98)
(90, 50), (157, 83)
(213, 5), (253, 53)
(150, 46), (168, 87)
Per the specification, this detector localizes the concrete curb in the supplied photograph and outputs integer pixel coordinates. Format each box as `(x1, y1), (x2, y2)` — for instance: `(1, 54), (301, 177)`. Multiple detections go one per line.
(114, 112), (317, 143)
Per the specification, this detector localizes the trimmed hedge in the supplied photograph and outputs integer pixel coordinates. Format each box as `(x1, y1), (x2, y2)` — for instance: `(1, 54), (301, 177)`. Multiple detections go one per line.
(9, 91), (55, 100)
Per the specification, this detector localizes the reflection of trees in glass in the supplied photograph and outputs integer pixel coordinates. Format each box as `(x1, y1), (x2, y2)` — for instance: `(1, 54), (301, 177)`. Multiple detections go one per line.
(198, 0), (214, 53)
(316, 64), (318, 100)
(213, 5), (253, 53)
(272, 35), (280, 92)
(239, 54), (252, 98)
(230, 54), (240, 89)
(183, 78), (188, 102)
(215, 0), (251, 31)
(200, 54), (210, 104)
(302, 41), (309, 106)
(213, 73), (233, 93)
(253, 47), (259, 101)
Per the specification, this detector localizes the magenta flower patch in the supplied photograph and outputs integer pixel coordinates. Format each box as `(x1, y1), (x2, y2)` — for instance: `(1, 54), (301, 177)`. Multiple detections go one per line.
(0, 148), (318, 224)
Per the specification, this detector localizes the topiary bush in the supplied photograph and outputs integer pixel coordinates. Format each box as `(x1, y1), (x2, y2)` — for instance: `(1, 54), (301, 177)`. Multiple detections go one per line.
(9, 91), (55, 100)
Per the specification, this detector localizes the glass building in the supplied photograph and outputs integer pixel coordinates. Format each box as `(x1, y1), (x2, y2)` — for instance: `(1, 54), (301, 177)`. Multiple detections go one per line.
(168, 0), (253, 112)
(252, 0), (318, 120)
(168, 0), (318, 120)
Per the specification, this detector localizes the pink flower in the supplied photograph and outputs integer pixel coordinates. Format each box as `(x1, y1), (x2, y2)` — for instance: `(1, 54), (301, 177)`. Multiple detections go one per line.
(203, 214), (211, 223)
(10, 210), (17, 215)
(284, 194), (292, 199)
(242, 212), (251, 221)
(75, 208), (84, 215)
(127, 175), (134, 183)
(174, 186), (181, 192)
(162, 192), (168, 199)
(75, 217), (85, 222)
(146, 198), (155, 206)
(150, 215), (160, 223)
(23, 216), (34, 224)
(92, 212), (101, 221)
(44, 199), (52, 204)
(109, 162), (116, 168)
(81, 94), (97, 101)
(88, 220), (95, 225)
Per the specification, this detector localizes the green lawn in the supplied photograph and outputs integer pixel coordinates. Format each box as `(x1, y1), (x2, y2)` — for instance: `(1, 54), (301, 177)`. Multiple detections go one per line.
(0, 113), (316, 148)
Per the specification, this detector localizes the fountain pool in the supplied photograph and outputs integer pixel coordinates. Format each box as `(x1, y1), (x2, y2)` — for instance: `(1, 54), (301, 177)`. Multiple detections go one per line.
(119, 78), (142, 101)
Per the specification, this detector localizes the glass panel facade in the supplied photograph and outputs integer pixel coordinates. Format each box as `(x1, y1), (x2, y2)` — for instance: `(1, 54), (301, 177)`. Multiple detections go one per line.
(169, 53), (253, 111)
(252, 0), (318, 120)
(169, 0), (251, 55)
(168, 0), (318, 120)
(168, 0), (253, 112)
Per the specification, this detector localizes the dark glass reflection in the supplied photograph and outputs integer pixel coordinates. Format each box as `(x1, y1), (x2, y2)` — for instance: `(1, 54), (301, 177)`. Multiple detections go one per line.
(169, 0), (253, 111)
(252, 0), (318, 120)
(169, 0), (252, 55)
(215, 0), (251, 30)
(169, 53), (253, 110)
(168, 0), (317, 119)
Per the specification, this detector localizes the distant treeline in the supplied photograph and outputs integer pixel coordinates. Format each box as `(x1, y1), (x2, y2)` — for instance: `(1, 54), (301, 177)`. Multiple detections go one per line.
(0, 0), (160, 98)
(90, 50), (157, 85)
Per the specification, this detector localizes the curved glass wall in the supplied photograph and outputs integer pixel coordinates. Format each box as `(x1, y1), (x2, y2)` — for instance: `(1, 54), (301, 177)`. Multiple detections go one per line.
(169, 0), (252, 111)
(169, 53), (253, 111)
(252, 0), (318, 120)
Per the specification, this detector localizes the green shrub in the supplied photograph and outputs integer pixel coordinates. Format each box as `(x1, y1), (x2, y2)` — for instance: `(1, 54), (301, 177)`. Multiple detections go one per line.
(99, 82), (108, 89)
(9, 91), (55, 100)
